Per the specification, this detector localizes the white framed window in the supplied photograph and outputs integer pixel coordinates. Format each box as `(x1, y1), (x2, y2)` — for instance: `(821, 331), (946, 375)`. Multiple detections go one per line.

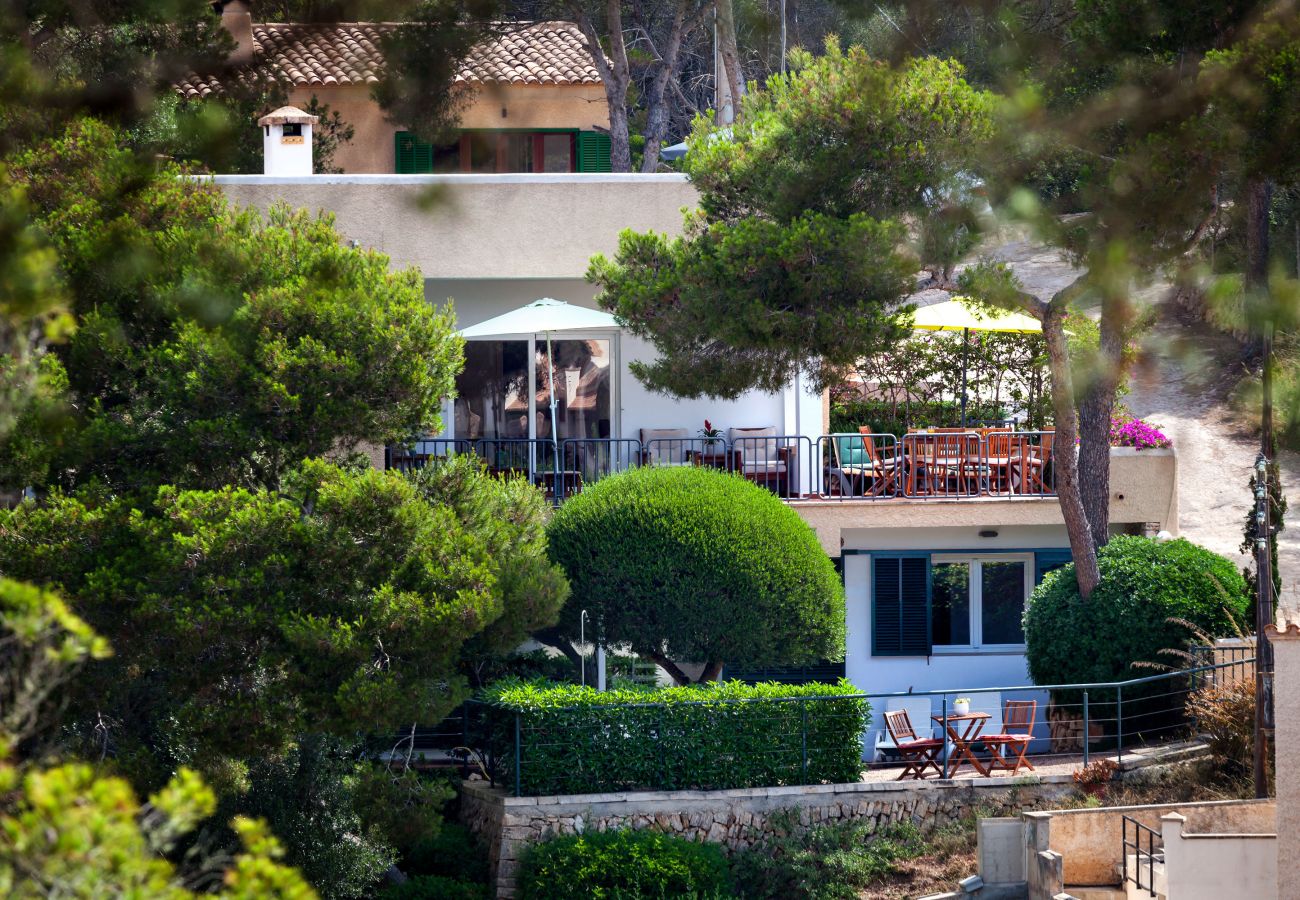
(929, 553), (1033, 651)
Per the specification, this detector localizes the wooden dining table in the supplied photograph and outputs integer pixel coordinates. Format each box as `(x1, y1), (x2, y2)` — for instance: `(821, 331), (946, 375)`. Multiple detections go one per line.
(931, 711), (992, 777)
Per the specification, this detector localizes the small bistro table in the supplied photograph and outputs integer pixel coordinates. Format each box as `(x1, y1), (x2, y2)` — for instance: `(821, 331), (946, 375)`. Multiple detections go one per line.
(931, 711), (992, 777)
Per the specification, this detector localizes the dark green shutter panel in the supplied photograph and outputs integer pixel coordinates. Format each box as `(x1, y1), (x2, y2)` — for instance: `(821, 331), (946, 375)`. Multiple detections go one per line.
(395, 131), (433, 174)
(576, 131), (612, 172)
(1034, 549), (1073, 584)
(872, 556), (931, 657)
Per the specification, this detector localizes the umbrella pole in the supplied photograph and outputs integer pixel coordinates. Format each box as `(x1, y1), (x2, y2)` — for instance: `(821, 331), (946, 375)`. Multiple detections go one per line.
(961, 327), (969, 428)
(547, 332), (560, 492)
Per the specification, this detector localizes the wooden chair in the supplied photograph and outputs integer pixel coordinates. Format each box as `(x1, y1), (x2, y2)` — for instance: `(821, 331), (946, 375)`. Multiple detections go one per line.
(883, 709), (944, 780)
(981, 700), (1037, 774)
(1020, 431), (1055, 494)
(985, 431), (1030, 495)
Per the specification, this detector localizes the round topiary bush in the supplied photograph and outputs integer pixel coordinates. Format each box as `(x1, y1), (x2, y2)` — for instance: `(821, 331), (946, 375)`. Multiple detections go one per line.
(1024, 535), (1249, 691)
(517, 828), (732, 900)
(546, 465), (845, 682)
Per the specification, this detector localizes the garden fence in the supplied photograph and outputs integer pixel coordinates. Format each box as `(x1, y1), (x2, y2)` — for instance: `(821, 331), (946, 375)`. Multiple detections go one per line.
(459, 657), (1253, 796)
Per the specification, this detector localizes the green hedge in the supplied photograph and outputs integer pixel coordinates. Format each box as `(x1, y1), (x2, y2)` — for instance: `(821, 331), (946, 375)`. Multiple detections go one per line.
(481, 680), (870, 796)
(517, 828), (731, 900)
(829, 399), (1006, 437)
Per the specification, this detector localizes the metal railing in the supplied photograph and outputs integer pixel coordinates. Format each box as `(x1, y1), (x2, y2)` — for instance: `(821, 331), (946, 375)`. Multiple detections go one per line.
(386, 431), (1061, 504)
(1122, 815), (1162, 896)
(459, 657), (1250, 795)
(820, 431), (1056, 501)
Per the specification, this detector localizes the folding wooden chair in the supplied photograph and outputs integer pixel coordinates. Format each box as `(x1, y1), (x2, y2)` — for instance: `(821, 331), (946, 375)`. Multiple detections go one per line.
(883, 709), (944, 780)
(1020, 432), (1054, 494)
(981, 699), (1037, 774)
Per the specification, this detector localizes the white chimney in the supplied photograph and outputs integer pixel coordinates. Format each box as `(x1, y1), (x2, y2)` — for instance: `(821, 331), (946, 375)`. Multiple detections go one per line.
(258, 107), (318, 176)
(219, 0), (256, 66)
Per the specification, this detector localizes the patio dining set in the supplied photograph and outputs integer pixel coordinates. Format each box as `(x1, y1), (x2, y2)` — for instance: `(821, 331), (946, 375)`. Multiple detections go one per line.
(883, 699), (1038, 780)
(829, 426), (1056, 499)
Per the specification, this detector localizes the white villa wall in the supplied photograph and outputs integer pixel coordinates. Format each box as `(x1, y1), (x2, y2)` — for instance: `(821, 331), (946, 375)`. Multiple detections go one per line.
(428, 277), (822, 451)
(843, 525), (1069, 754)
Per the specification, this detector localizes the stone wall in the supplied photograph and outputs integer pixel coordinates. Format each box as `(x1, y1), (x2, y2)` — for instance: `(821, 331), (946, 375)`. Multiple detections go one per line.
(459, 775), (1079, 898)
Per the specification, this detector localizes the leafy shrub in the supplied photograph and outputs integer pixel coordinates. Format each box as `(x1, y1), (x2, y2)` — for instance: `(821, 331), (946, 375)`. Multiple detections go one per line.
(516, 828), (731, 900)
(546, 466), (845, 681)
(481, 680), (870, 795)
(379, 875), (488, 900)
(405, 823), (490, 883)
(1024, 537), (1249, 698)
(829, 398), (1006, 437)
(730, 820), (925, 900)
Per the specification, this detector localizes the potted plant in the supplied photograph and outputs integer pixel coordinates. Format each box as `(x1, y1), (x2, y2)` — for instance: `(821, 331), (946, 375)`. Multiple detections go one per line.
(953, 697), (971, 716)
(1072, 758), (1119, 798)
(698, 419), (723, 448)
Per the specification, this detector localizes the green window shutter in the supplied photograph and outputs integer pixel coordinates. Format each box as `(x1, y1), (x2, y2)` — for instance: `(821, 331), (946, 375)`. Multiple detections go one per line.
(395, 131), (434, 174)
(576, 131), (612, 172)
(872, 555), (931, 657)
(1034, 549), (1073, 584)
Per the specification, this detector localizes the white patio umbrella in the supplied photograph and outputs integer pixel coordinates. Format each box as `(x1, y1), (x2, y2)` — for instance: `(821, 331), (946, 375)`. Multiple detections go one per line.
(910, 298), (1045, 427)
(459, 298), (620, 461)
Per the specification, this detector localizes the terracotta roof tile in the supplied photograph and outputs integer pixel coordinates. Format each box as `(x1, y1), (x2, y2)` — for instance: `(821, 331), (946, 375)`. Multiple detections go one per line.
(176, 20), (601, 98)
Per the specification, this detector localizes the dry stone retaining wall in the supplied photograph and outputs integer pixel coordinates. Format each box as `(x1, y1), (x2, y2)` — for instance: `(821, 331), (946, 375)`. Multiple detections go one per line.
(460, 775), (1078, 898)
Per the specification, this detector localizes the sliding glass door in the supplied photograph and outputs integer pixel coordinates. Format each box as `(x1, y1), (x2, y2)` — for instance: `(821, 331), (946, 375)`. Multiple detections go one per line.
(453, 336), (615, 483)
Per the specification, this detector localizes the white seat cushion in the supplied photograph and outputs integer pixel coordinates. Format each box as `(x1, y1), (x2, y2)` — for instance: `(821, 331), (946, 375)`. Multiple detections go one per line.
(730, 426), (778, 463)
(641, 428), (690, 465)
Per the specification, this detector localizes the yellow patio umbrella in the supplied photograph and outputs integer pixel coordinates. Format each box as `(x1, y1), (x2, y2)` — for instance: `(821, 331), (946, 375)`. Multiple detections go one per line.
(909, 297), (1045, 427)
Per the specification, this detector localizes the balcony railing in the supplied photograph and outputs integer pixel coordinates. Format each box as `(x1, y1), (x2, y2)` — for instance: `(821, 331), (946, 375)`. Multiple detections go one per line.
(385, 430), (1057, 503)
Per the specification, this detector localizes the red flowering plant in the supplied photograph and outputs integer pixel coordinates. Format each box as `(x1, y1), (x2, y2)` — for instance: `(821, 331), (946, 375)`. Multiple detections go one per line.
(1109, 410), (1172, 450)
(698, 419), (723, 446)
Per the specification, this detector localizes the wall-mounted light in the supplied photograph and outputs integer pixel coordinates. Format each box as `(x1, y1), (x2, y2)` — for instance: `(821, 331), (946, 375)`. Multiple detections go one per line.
(501, 106), (508, 119)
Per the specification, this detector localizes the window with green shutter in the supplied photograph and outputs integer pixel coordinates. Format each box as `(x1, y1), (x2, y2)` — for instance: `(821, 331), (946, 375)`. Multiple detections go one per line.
(872, 555), (931, 657)
(395, 131), (434, 174)
(576, 131), (612, 172)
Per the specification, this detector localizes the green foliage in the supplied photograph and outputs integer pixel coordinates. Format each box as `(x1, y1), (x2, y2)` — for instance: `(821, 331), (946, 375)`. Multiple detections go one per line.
(0, 577), (110, 749)
(545, 466), (844, 678)
(380, 875), (488, 900)
(405, 823), (490, 883)
(234, 738), (395, 900)
(4, 119), (461, 494)
(0, 760), (318, 899)
(730, 820), (926, 900)
(0, 459), (567, 783)
(591, 40), (995, 399)
(0, 582), (315, 899)
(517, 828), (732, 900)
(408, 455), (569, 666)
(1024, 537), (1250, 694)
(482, 680), (870, 795)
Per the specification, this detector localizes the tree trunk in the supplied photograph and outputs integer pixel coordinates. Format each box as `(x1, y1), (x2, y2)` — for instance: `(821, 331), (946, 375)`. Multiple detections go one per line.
(569, 0), (633, 172)
(635, 0), (708, 172)
(698, 660), (724, 682)
(1244, 177), (1273, 297)
(1077, 297), (1127, 551)
(1041, 301), (1101, 598)
(645, 649), (694, 685)
(714, 0), (744, 124)
(531, 626), (584, 680)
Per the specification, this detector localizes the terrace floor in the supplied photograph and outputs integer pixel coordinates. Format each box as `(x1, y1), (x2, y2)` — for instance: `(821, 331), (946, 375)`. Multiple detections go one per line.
(861, 739), (1206, 784)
